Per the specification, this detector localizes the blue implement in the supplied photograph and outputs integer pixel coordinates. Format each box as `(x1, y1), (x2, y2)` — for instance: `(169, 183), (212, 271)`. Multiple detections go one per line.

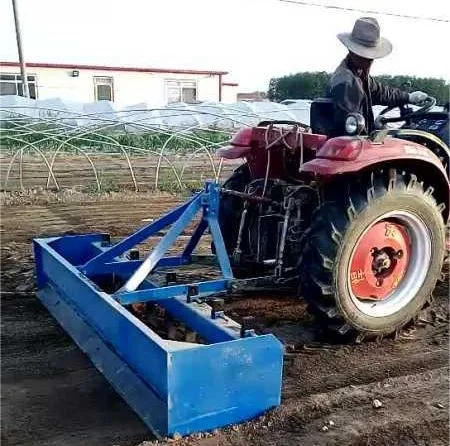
(33, 182), (283, 438)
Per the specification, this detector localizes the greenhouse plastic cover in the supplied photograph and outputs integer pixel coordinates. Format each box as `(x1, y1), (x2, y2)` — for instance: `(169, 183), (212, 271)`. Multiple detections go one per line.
(0, 95), (443, 132)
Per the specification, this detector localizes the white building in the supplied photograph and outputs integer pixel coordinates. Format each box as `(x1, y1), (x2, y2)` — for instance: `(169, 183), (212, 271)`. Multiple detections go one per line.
(0, 61), (239, 106)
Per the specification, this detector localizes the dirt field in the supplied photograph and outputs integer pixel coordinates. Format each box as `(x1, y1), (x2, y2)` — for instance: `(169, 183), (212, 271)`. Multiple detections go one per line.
(1, 190), (449, 446)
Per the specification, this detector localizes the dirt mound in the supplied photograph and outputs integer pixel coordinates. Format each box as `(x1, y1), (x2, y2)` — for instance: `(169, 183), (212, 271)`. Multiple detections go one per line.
(1, 193), (448, 446)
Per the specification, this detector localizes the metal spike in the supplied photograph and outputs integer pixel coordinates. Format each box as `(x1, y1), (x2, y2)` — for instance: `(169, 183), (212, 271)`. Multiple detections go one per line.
(370, 171), (375, 188)
(407, 174), (417, 190)
(355, 333), (366, 344)
(312, 277), (333, 296)
(437, 202), (446, 213)
(388, 169), (397, 191)
(330, 222), (342, 245)
(320, 253), (334, 271)
(316, 303), (338, 318)
(338, 324), (351, 335)
(425, 186), (435, 196)
(367, 186), (375, 202)
(325, 307), (338, 318)
(347, 198), (357, 220)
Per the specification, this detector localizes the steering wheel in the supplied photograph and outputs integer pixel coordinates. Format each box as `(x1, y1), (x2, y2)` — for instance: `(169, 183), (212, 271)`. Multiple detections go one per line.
(375, 96), (436, 127)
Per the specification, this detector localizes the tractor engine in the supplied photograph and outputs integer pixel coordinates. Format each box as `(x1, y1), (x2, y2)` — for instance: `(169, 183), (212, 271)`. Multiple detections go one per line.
(217, 122), (325, 279)
(230, 179), (318, 275)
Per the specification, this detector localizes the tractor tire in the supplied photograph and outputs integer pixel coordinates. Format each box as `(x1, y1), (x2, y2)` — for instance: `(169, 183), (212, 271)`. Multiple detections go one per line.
(215, 163), (251, 254)
(298, 169), (446, 340)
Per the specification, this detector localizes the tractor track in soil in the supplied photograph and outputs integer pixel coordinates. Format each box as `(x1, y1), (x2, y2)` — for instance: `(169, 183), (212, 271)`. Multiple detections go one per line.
(1, 192), (449, 446)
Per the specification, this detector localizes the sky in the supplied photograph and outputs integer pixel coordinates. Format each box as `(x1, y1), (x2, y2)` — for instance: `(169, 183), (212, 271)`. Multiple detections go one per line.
(1, 0), (449, 91)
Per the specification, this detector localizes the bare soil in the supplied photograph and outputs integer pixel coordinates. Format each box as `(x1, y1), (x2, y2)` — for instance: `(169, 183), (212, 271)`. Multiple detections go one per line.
(1, 191), (449, 446)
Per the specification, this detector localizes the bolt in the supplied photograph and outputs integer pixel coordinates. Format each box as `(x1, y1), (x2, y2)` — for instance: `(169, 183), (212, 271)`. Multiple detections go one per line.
(210, 298), (224, 312)
(166, 272), (177, 285)
(129, 249), (139, 260)
(186, 284), (198, 303)
(240, 316), (256, 338)
(210, 298), (225, 319)
(376, 278), (383, 287)
(396, 250), (403, 259)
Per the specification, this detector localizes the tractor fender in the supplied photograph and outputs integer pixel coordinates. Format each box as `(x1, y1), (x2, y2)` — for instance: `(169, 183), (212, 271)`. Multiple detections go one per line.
(216, 127), (253, 159)
(301, 136), (450, 219)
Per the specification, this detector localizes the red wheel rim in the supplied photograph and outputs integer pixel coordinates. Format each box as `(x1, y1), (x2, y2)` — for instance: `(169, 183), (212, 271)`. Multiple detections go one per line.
(349, 220), (411, 301)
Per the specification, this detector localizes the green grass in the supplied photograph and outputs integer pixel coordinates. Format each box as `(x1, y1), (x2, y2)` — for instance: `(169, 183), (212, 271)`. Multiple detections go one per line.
(0, 124), (231, 155)
(0, 122), (231, 194)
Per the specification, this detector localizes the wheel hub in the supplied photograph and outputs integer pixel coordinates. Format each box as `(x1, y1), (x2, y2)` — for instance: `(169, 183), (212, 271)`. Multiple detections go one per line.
(350, 221), (411, 300)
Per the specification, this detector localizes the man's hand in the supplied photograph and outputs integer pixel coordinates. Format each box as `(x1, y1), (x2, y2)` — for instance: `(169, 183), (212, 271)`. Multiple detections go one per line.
(409, 91), (428, 105)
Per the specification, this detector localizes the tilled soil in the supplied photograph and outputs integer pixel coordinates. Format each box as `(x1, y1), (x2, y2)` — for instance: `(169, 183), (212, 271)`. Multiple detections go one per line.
(1, 192), (449, 446)
(0, 153), (240, 192)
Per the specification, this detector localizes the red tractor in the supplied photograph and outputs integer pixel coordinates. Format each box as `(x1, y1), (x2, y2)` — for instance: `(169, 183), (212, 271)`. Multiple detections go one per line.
(217, 98), (449, 340)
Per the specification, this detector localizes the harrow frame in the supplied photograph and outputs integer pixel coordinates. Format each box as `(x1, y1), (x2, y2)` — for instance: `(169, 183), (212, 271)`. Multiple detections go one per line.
(33, 181), (283, 438)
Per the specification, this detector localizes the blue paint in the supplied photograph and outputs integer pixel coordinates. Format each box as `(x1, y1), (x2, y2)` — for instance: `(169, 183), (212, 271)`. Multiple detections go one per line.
(80, 193), (200, 274)
(182, 219), (208, 257)
(162, 296), (241, 343)
(37, 285), (168, 436)
(115, 279), (229, 305)
(32, 182), (284, 438)
(90, 256), (189, 276)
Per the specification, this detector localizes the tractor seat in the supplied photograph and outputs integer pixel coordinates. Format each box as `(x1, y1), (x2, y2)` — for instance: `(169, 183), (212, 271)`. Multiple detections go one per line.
(310, 98), (335, 136)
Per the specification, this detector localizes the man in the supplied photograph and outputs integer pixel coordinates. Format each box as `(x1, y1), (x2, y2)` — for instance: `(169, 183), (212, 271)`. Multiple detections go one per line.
(329, 17), (428, 135)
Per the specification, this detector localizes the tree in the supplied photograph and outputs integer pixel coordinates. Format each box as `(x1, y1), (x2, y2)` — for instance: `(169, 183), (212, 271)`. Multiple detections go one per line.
(268, 72), (450, 106)
(268, 72), (331, 102)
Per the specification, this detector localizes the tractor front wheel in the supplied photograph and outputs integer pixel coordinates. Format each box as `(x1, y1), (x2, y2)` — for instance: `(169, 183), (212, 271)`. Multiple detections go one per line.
(299, 170), (446, 339)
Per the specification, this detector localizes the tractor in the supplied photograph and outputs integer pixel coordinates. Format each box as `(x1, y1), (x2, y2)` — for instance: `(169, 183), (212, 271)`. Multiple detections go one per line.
(216, 97), (449, 341)
(32, 97), (449, 437)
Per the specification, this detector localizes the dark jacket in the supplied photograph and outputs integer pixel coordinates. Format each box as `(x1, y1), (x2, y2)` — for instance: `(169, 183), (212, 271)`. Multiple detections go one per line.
(328, 56), (410, 135)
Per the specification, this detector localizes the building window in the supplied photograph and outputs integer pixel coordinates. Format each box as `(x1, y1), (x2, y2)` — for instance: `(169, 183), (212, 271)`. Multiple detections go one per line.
(93, 76), (114, 101)
(166, 80), (197, 104)
(0, 73), (38, 98)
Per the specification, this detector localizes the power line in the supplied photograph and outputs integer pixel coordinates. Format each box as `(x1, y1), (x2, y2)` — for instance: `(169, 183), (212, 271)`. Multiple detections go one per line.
(278, 0), (450, 23)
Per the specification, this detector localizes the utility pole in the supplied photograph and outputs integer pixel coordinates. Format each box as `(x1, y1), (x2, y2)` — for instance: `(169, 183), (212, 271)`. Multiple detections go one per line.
(11, 0), (29, 97)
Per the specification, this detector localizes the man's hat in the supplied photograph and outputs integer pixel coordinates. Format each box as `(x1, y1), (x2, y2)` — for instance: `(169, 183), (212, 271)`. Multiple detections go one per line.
(337, 17), (392, 59)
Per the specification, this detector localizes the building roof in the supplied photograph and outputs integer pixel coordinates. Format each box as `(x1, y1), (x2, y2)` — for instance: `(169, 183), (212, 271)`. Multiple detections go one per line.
(0, 61), (228, 76)
(237, 91), (267, 102)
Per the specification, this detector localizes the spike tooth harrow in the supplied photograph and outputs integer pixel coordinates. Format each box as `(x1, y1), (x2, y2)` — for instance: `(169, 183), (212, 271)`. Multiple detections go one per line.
(33, 181), (283, 438)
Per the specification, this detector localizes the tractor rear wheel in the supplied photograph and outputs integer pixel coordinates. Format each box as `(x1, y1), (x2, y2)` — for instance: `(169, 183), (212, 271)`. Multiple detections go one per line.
(298, 169), (446, 340)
